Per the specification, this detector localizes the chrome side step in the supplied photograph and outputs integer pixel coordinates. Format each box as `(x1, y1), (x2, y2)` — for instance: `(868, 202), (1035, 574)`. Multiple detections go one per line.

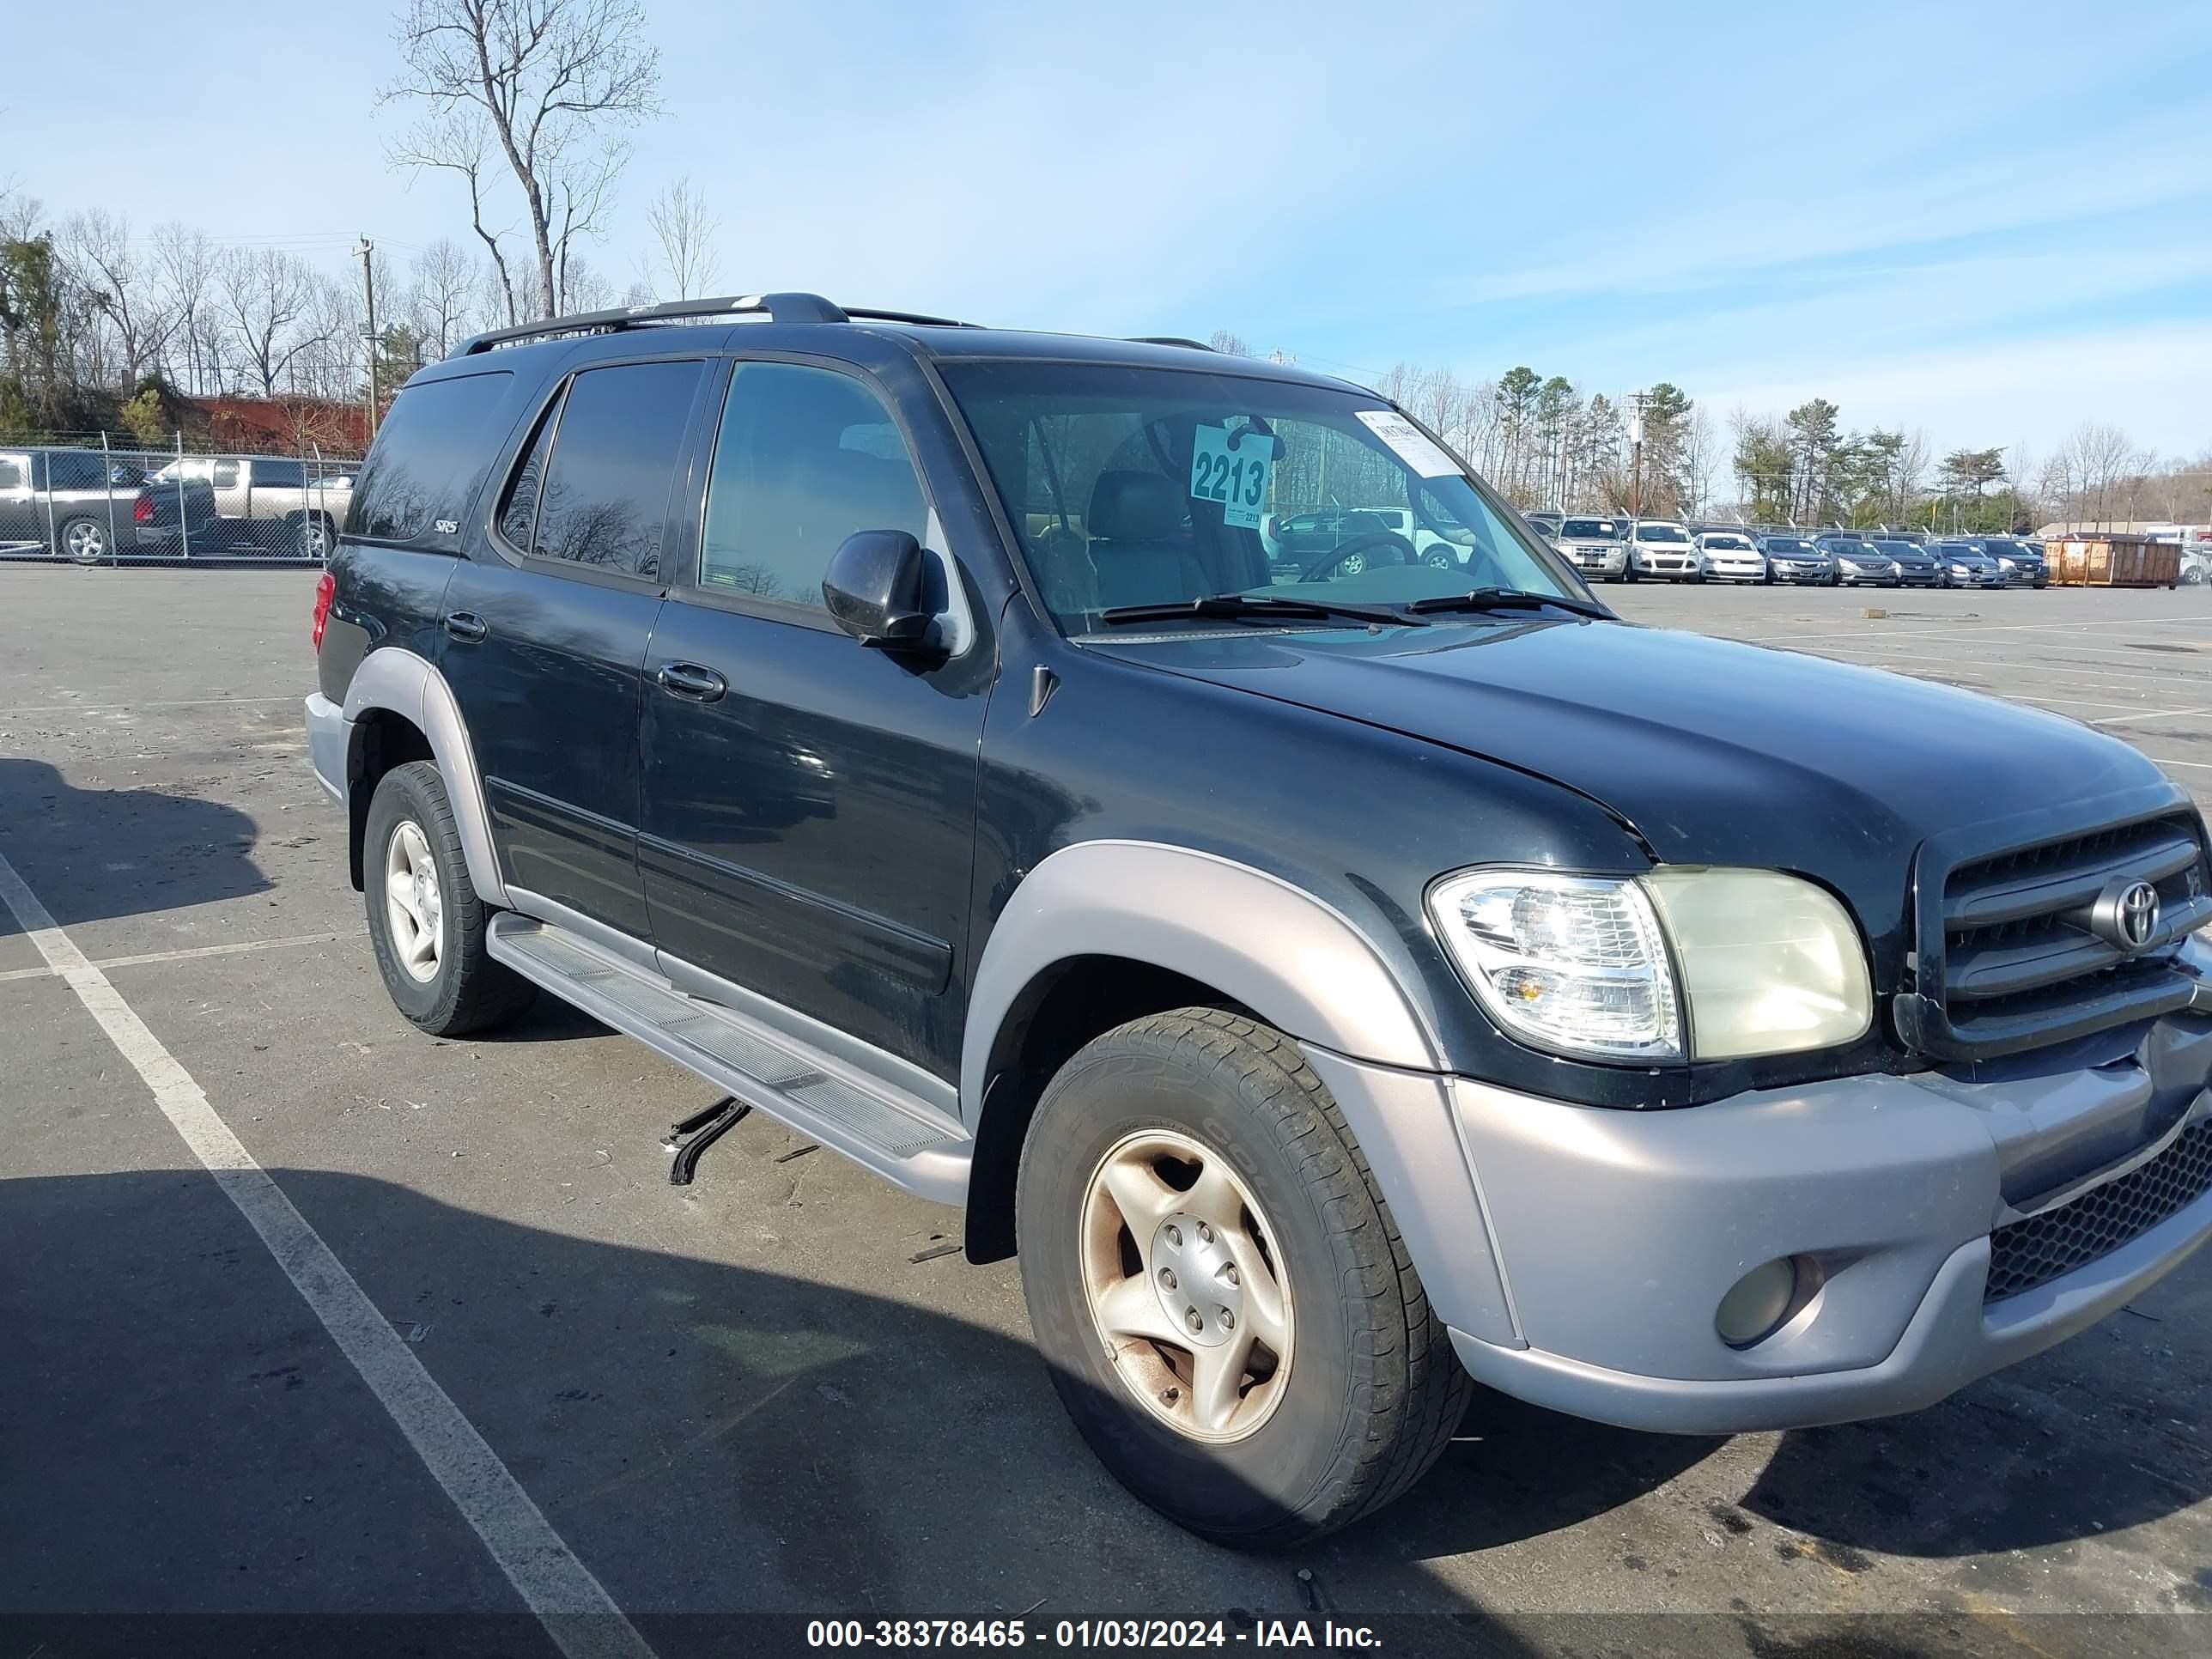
(486, 913), (971, 1206)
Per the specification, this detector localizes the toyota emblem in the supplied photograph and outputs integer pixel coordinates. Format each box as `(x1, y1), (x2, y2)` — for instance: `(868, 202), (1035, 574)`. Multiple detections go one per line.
(2092, 877), (2163, 951)
(2118, 880), (2160, 948)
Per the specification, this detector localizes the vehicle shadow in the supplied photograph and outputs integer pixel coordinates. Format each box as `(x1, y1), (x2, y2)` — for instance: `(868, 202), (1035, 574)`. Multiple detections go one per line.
(5, 1164), (2201, 1656)
(0, 757), (271, 933)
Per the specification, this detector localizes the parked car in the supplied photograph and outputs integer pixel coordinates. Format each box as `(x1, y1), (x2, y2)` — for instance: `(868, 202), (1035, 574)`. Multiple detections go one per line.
(1696, 530), (1766, 583)
(131, 475), (224, 551)
(1523, 510), (1564, 541)
(307, 290), (2212, 1547)
(1930, 540), (2006, 588)
(1261, 506), (1470, 574)
(1820, 537), (1900, 587)
(148, 454), (353, 558)
(2182, 546), (2211, 586)
(1629, 518), (1703, 580)
(0, 447), (146, 562)
(1553, 514), (1631, 581)
(1869, 538), (1941, 586)
(1980, 538), (2050, 588)
(1759, 535), (1834, 585)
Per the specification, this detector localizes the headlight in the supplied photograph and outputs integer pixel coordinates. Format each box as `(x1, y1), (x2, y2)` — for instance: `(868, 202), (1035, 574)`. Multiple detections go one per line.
(1428, 867), (1873, 1065)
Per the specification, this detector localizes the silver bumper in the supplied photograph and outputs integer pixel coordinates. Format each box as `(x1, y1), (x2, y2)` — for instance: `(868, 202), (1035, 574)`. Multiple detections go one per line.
(1313, 970), (2212, 1436)
(304, 692), (349, 805)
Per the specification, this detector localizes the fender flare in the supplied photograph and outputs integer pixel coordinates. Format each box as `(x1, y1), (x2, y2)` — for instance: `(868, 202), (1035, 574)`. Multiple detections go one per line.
(960, 839), (1443, 1116)
(341, 648), (508, 908)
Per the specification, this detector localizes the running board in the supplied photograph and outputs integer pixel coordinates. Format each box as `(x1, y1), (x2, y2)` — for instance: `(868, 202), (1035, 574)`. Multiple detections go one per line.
(486, 913), (971, 1206)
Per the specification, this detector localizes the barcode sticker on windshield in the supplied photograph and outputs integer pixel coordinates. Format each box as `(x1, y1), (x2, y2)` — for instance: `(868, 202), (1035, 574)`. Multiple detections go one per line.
(1356, 410), (1460, 477)
(1189, 423), (1270, 529)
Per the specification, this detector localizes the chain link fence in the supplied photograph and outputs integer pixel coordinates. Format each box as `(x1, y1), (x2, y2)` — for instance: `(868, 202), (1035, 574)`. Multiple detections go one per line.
(0, 439), (360, 565)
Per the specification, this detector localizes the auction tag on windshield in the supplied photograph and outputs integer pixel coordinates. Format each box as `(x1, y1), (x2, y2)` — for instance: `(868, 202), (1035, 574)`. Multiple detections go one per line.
(1189, 423), (1270, 529)
(1356, 410), (1460, 477)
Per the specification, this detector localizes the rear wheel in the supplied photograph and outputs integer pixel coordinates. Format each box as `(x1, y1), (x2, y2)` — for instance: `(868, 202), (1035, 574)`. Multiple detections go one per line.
(362, 761), (536, 1036)
(1016, 1009), (1470, 1547)
(59, 516), (111, 564)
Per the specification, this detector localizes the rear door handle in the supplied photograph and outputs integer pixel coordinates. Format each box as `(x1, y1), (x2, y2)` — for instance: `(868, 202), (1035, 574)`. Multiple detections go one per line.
(443, 611), (489, 643)
(656, 662), (727, 702)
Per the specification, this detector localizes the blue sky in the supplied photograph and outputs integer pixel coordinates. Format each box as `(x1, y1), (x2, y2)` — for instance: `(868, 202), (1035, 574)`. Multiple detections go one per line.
(8, 1), (2209, 463)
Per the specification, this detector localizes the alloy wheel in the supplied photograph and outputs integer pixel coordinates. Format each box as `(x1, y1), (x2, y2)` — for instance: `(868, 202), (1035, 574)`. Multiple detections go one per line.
(383, 819), (444, 983)
(1079, 1127), (1294, 1443)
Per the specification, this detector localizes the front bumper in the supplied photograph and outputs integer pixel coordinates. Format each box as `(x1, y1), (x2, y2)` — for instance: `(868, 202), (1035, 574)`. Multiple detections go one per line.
(1565, 548), (1628, 576)
(1314, 961), (2212, 1437)
(1771, 563), (1832, 584)
(304, 692), (349, 805)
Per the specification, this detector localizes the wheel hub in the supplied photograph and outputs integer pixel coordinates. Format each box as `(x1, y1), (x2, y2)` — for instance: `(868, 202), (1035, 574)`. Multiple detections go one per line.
(1149, 1211), (1243, 1347)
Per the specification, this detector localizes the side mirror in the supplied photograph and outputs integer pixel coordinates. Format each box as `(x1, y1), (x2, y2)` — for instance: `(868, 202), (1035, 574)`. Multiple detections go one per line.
(822, 529), (934, 649)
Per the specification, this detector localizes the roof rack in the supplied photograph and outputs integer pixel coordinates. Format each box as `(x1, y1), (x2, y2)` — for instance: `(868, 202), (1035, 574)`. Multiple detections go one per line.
(453, 292), (978, 357)
(1127, 336), (1214, 351)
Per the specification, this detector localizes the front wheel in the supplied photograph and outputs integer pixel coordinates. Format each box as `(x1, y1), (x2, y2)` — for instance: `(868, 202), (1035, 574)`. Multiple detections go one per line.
(1017, 1009), (1471, 1547)
(363, 761), (537, 1036)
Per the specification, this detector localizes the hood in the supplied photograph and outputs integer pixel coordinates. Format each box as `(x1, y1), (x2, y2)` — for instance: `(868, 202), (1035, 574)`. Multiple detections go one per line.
(1093, 617), (2170, 925)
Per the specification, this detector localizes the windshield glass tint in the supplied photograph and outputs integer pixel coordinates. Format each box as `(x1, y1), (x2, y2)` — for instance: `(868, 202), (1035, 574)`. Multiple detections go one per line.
(1703, 535), (1751, 549)
(1768, 539), (1814, 553)
(1561, 519), (1620, 538)
(1637, 524), (1688, 543)
(939, 362), (1576, 629)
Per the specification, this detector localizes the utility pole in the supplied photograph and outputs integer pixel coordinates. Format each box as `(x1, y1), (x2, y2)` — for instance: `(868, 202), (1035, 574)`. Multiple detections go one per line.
(1628, 390), (1649, 520)
(357, 236), (379, 441)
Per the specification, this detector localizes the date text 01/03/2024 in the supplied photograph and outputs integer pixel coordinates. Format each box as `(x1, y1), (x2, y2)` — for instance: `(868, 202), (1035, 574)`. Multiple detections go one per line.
(804, 1618), (1383, 1648)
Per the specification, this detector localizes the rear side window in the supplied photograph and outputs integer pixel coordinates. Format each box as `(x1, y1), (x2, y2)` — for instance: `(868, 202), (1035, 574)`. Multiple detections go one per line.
(0, 456), (24, 489)
(696, 362), (928, 610)
(501, 360), (704, 580)
(256, 459), (305, 488)
(347, 369), (514, 544)
(45, 452), (104, 489)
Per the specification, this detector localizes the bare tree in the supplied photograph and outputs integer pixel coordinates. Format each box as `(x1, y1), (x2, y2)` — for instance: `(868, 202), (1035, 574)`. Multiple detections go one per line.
(1205, 329), (1251, 356)
(391, 107), (523, 326)
(59, 210), (172, 386)
(644, 175), (720, 300)
(148, 222), (223, 395)
(386, 0), (662, 320)
(408, 238), (481, 359)
(218, 247), (319, 396)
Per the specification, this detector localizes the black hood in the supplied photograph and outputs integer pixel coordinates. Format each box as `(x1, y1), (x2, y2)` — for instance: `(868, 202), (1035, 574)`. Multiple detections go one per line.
(1095, 617), (2171, 940)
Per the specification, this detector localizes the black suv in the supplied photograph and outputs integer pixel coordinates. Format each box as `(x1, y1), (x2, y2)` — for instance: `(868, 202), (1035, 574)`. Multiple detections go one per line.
(307, 293), (2212, 1545)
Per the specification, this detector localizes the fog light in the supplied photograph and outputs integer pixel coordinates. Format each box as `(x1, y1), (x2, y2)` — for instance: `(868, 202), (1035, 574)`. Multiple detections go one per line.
(1716, 1257), (1810, 1348)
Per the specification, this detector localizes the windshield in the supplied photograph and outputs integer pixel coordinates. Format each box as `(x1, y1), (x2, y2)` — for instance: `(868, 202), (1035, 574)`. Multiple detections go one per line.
(1701, 535), (1752, 550)
(1636, 523), (1689, 543)
(939, 362), (1578, 630)
(1560, 518), (1620, 539)
(1766, 539), (1815, 554)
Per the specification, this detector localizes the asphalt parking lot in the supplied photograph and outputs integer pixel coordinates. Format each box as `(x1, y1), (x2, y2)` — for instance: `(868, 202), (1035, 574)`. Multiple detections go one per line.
(3, 566), (2208, 1657)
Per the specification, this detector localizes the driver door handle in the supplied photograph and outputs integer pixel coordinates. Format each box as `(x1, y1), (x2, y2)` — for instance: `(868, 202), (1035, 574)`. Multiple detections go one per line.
(442, 611), (489, 643)
(656, 662), (727, 703)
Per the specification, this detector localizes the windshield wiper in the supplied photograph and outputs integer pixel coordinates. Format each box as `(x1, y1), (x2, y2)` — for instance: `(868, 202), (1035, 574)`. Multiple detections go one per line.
(1097, 593), (1427, 628)
(1400, 587), (1610, 619)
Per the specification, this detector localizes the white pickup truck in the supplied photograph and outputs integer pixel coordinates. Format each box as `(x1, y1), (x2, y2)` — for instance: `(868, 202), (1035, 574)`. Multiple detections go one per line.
(148, 455), (353, 558)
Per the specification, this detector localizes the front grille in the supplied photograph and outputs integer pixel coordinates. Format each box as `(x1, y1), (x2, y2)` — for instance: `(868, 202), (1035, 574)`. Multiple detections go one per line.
(1905, 809), (2212, 1059)
(1984, 1121), (2212, 1301)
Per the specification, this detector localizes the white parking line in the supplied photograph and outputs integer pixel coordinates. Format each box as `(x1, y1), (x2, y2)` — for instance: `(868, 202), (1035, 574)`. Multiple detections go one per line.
(2150, 756), (2212, 769)
(2093, 708), (2210, 726)
(1731, 614), (2212, 646)
(0, 848), (655, 1659)
(1805, 642), (2212, 690)
(0, 694), (301, 714)
(0, 929), (360, 984)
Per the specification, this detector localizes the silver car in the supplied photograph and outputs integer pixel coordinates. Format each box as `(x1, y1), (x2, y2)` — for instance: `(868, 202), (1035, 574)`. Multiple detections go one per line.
(1697, 530), (1767, 583)
(1629, 519), (1704, 581)
(1554, 514), (1631, 582)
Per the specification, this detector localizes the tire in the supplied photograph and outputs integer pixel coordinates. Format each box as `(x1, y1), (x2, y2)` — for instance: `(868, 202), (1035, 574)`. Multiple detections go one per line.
(1016, 1008), (1471, 1547)
(59, 515), (111, 564)
(362, 761), (536, 1036)
(294, 513), (334, 561)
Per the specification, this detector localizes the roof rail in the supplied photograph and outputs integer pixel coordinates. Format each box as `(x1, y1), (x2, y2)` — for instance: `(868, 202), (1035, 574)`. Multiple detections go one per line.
(1127, 336), (1214, 350)
(451, 292), (980, 358)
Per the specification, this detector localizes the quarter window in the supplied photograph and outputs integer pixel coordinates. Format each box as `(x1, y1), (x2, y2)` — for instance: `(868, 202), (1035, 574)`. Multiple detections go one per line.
(347, 368), (514, 543)
(506, 360), (705, 579)
(696, 362), (928, 610)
